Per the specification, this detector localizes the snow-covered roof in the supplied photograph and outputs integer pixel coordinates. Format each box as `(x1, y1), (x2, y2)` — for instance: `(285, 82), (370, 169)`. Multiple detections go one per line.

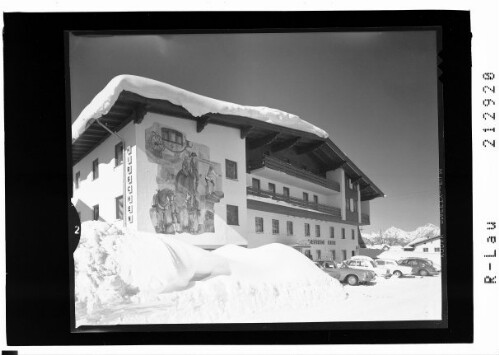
(406, 235), (441, 247)
(72, 75), (328, 141)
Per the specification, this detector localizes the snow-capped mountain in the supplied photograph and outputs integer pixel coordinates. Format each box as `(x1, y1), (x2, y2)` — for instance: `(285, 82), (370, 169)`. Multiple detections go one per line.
(361, 223), (440, 247)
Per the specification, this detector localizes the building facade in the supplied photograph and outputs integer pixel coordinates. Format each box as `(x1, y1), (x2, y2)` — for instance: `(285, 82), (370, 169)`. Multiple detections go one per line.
(72, 75), (384, 260)
(404, 236), (442, 253)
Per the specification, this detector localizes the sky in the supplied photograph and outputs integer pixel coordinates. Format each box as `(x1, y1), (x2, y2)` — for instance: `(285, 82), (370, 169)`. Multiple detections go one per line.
(69, 31), (439, 233)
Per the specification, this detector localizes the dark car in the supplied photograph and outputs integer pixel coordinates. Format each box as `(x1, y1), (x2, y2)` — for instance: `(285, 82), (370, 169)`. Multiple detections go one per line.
(314, 260), (376, 286)
(398, 257), (439, 276)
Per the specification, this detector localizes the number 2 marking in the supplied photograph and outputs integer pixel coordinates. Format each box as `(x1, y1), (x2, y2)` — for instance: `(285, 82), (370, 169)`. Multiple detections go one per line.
(483, 139), (496, 148)
(483, 85), (496, 94)
(75, 226), (80, 234)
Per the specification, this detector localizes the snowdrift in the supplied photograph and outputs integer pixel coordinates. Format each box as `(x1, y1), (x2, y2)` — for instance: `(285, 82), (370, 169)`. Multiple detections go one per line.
(72, 74), (328, 141)
(74, 221), (346, 325)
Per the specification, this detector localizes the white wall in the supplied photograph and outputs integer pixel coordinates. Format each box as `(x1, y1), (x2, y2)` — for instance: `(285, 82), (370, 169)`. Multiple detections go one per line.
(246, 208), (359, 261)
(326, 168), (345, 219)
(361, 200), (370, 215)
(135, 113), (248, 246)
(413, 238), (441, 253)
(73, 121), (137, 225)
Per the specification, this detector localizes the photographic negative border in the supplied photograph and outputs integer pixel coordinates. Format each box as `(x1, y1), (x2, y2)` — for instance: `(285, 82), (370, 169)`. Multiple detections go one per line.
(3, 11), (471, 345)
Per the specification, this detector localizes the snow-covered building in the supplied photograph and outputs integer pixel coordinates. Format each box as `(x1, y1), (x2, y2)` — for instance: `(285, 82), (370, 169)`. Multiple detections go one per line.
(403, 235), (442, 253)
(72, 75), (384, 260)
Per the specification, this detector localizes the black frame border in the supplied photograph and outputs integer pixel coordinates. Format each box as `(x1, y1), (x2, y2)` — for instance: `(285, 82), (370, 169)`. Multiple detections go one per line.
(4, 11), (472, 345)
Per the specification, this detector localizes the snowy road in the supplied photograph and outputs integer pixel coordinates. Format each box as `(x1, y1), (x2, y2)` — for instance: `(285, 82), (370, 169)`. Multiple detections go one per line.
(250, 274), (442, 323)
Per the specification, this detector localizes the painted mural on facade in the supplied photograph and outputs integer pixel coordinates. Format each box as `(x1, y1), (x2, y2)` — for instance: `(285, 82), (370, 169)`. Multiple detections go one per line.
(145, 123), (224, 234)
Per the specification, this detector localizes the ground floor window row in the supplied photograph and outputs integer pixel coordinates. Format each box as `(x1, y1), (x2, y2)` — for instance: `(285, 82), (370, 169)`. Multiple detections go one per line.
(305, 248), (357, 261)
(254, 217), (357, 239)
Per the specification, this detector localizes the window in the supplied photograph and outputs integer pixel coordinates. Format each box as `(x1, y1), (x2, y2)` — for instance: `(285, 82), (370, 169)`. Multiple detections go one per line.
(346, 198), (350, 211)
(316, 250), (322, 260)
(331, 250), (336, 260)
(305, 223), (310, 236)
(225, 159), (238, 180)
(348, 178), (353, 189)
(435, 247), (441, 252)
(350, 198), (355, 212)
(227, 205), (239, 225)
(255, 217), (264, 233)
(92, 159), (99, 180)
(303, 192), (309, 202)
(342, 228), (346, 239)
(313, 195), (318, 204)
(283, 187), (290, 197)
(272, 219), (279, 234)
(330, 226), (335, 238)
(351, 250), (355, 257)
(75, 171), (80, 189)
(93, 204), (99, 221)
(351, 229), (355, 240)
(268, 183), (276, 194)
(423, 247), (429, 252)
(161, 128), (183, 145)
(377, 260), (385, 265)
(252, 178), (260, 190)
(287, 221), (293, 236)
(315, 225), (321, 238)
(342, 250), (347, 261)
(115, 142), (123, 167)
(115, 195), (124, 219)
(353, 199), (357, 212)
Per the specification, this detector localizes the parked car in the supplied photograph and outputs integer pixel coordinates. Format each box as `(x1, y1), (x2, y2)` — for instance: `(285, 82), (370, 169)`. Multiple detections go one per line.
(397, 257), (439, 276)
(344, 255), (391, 278)
(375, 258), (413, 278)
(314, 260), (376, 286)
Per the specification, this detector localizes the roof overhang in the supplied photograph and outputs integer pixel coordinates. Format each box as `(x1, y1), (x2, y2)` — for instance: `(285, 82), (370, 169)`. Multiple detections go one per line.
(72, 90), (384, 201)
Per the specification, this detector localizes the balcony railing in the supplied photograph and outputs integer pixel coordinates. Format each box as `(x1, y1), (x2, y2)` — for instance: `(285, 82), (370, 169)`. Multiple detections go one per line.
(248, 155), (341, 192)
(247, 186), (342, 218)
(361, 213), (370, 225)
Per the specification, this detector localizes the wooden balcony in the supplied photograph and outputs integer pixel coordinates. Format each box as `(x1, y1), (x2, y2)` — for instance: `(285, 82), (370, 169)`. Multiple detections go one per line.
(248, 155), (341, 192)
(247, 186), (342, 218)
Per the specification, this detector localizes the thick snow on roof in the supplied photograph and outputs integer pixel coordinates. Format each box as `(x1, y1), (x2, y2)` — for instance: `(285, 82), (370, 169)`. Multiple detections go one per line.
(72, 75), (328, 141)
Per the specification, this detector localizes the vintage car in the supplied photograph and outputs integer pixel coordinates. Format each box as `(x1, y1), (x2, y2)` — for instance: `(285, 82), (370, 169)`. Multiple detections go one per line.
(397, 257), (440, 276)
(375, 258), (413, 278)
(314, 260), (376, 286)
(345, 255), (392, 278)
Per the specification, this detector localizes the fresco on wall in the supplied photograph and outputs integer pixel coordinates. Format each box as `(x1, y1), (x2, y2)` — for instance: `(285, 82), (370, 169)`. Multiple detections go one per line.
(145, 123), (224, 234)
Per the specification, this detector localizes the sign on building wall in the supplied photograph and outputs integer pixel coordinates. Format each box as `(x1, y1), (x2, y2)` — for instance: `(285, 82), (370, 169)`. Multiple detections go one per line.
(145, 123), (224, 235)
(125, 145), (134, 224)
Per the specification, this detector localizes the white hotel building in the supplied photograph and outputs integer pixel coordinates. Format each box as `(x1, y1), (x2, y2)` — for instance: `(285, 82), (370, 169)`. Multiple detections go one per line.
(72, 75), (384, 261)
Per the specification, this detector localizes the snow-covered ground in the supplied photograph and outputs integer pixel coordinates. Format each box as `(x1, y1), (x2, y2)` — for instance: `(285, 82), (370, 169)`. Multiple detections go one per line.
(74, 222), (442, 326)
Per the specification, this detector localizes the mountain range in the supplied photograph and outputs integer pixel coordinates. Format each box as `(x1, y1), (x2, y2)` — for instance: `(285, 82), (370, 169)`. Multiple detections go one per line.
(360, 223), (440, 247)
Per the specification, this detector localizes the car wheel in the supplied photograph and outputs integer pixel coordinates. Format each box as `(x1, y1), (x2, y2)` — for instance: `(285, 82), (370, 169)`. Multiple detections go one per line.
(419, 269), (429, 276)
(346, 275), (359, 286)
(393, 270), (403, 278)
